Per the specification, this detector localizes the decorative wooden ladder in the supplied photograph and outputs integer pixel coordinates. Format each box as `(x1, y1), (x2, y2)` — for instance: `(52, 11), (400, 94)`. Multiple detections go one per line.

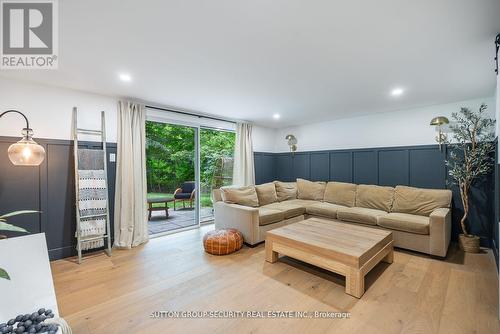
(72, 107), (112, 264)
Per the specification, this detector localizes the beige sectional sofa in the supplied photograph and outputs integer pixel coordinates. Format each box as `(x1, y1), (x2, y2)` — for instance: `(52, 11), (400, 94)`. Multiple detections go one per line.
(213, 178), (453, 257)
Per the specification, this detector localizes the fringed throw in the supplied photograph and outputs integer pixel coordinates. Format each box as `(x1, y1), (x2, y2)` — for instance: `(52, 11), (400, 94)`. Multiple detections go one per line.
(78, 170), (107, 217)
(77, 169), (107, 250)
(81, 238), (104, 250)
(79, 216), (106, 250)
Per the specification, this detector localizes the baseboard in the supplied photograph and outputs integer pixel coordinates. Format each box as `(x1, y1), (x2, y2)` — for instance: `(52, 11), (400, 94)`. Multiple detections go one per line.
(48, 243), (112, 261)
(244, 241), (264, 248)
(48, 245), (77, 261)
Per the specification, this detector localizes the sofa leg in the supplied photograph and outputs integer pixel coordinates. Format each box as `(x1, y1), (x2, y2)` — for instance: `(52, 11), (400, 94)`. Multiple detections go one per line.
(244, 241), (264, 248)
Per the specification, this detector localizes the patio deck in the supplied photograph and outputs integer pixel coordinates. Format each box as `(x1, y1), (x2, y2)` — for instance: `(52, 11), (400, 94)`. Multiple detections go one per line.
(148, 207), (214, 235)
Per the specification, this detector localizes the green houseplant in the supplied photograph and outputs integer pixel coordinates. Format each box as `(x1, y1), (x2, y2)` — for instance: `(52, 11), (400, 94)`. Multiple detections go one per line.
(446, 104), (496, 253)
(0, 210), (38, 280)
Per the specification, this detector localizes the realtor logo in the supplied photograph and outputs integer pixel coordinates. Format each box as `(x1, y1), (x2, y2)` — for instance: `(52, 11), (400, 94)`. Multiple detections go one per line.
(1, 0), (58, 69)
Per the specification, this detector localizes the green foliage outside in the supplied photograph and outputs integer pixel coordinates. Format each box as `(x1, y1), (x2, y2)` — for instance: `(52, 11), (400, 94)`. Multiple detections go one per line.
(147, 192), (213, 209)
(146, 122), (235, 208)
(199, 128), (235, 192)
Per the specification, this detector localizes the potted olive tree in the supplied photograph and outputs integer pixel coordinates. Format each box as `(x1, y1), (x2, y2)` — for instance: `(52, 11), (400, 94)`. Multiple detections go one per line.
(0, 210), (37, 280)
(446, 104), (495, 253)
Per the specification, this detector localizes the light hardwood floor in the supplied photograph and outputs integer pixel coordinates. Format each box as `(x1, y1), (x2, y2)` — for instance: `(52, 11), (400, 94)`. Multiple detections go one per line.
(51, 224), (500, 334)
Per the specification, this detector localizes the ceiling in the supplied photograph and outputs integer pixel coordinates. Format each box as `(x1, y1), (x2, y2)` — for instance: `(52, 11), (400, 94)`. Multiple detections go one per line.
(1, 0), (499, 127)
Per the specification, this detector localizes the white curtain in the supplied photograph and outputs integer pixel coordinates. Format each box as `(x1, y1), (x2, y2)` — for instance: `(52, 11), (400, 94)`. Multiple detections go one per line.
(114, 101), (149, 248)
(233, 122), (255, 186)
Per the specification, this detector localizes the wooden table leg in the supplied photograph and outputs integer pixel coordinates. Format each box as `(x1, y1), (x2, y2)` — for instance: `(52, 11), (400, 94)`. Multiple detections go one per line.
(265, 240), (278, 263)
(383, 247), (394, 264)
(345, 268), (364, 298)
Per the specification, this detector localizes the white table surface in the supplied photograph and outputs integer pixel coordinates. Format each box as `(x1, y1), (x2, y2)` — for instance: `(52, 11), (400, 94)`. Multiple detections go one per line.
(0, 233), (60, 323)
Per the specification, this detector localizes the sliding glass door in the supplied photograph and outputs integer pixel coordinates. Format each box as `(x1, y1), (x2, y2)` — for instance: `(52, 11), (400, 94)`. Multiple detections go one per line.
(145, 114), (235, 236)
(146, 121), (199, 236)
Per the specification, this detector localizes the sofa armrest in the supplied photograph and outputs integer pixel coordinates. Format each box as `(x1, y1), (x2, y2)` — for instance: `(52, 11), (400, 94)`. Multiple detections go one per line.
(214, 201), (260, 244)
(429, 208), (451, 257)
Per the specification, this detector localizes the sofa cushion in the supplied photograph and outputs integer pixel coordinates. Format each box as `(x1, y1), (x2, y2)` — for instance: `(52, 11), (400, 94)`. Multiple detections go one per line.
(392, 186), (452, 217)
(181, 181), (195, 193)
(337, 207), (388, 226)
(174, 192), (192, 199)
(212, 189), (223, 202)
(356, 184), (394, 212)
(262, 202), (305, 219)
(220, 186), (259, 207)
(378, 212), (430, 235)
(323, 181), (357, 207)
(255, 182), (278, 206)
(297, 178), (326, 201)
(274, 181), (297, 201)
(258, 208), (285, 226)
(306, 202), (347, 219)
(283, 199), (318, 208)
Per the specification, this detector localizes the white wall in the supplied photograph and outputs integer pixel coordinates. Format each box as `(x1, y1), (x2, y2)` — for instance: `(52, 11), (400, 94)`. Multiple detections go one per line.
(274, 97), (496, 153)
(252, 126), (276, 152)
(0, 77), (118, 142)
(0, 77), (276, 152)
(0, 78), (495, 153)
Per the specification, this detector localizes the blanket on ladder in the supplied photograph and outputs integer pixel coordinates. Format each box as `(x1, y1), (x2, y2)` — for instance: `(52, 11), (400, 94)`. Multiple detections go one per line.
(77, 169), (107, 250)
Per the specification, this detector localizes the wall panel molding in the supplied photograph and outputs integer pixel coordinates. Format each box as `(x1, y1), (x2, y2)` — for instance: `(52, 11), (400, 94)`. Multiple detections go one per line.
(0, 136), (116, 260)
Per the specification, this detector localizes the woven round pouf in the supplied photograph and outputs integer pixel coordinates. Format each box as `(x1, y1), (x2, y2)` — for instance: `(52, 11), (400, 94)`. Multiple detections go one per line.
(203, 228), (243, 255)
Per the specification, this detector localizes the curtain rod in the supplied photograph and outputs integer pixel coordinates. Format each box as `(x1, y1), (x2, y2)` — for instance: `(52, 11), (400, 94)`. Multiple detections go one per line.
(146, 105), (237, 124)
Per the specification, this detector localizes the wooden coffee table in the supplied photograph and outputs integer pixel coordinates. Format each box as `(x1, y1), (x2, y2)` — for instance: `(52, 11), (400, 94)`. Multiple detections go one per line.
(265, 218), (393, 298)
(147, 197), (174, 220)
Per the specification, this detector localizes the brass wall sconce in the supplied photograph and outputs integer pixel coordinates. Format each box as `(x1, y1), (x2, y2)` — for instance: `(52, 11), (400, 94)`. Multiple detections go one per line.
(430, 116), (449, 151)
(285, 134), (297, 153)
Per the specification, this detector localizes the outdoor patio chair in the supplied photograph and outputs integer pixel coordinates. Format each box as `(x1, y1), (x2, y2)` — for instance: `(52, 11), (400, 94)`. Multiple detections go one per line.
(173, 181), (196, 210)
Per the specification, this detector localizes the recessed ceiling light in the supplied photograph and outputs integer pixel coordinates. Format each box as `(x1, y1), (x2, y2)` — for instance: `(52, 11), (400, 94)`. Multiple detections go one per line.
(119, 73), (132, 82)
(391, 88), (404, 96)
(273, 114), (281, 120)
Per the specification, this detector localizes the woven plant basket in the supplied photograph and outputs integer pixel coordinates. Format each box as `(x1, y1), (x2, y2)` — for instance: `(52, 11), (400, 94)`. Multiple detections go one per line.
(458, 234), (480, 253)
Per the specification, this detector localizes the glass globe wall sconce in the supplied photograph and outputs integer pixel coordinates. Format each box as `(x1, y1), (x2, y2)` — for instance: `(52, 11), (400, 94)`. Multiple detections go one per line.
(0, 110), (45, 166)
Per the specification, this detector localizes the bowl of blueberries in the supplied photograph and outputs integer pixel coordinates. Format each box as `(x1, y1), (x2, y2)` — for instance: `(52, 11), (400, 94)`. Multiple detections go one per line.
(0, 308), (59, 334)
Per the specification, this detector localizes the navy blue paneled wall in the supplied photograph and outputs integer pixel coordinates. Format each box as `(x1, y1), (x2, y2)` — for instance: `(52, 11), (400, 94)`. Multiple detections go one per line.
(0, 136), (116, 260)
(254, 152), (276, 185)
(255, 145), (447, 187)
(254, 144), (494, 246)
